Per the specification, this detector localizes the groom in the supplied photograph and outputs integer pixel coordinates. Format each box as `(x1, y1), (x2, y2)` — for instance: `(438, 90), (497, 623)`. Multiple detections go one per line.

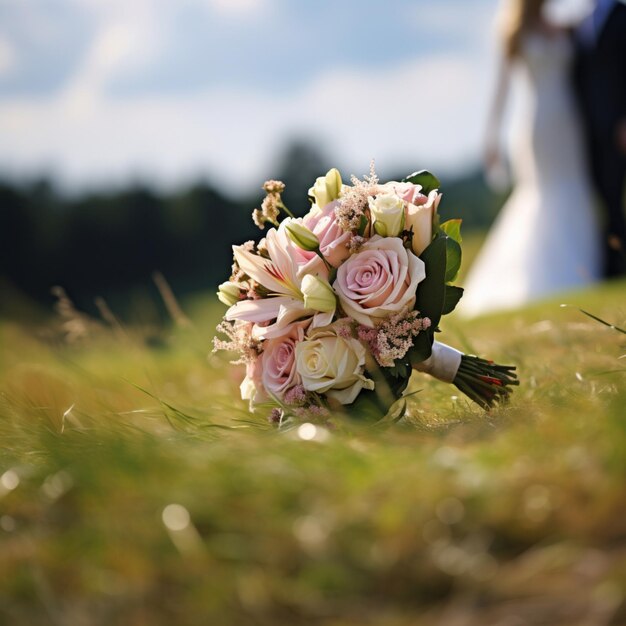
(573, 0), (626, 277)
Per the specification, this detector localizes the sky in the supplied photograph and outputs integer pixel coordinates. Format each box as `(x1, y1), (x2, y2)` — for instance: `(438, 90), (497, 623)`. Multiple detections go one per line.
(0, 0), (592, 194)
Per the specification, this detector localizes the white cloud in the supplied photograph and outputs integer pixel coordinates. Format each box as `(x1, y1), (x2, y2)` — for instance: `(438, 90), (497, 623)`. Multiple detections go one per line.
(69, 1), (162, 86)
(0, 0), (510, 190)
(0, 0), (597, 192)
(0, 37), (16, 75)
(0, 47), (496, 192)
(60, 16), (161, 116)
(207, 0), (269, 16)
(404, 0), (499, 40)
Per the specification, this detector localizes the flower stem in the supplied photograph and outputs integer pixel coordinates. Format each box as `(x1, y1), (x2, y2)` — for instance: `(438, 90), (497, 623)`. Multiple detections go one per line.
(278, 201), (295, 219)
(315, 249), (335, 274)
(453, 354), (518, 409)
(412, 341), (518, 409)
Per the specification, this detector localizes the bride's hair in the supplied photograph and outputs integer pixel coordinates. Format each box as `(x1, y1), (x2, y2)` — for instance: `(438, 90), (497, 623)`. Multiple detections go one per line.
(498, 0), (546, 58)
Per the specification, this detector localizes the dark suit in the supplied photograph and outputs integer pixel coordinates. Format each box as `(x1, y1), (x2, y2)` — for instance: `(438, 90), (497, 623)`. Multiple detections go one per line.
(573, 1), (626, 276)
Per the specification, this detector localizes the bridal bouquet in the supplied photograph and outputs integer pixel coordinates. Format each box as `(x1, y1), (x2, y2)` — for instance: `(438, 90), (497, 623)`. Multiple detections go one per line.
(214, 165), (517, 423)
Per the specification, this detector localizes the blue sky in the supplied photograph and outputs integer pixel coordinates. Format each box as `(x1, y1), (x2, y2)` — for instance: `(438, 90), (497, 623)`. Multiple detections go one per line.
(0, 0), (591, 192)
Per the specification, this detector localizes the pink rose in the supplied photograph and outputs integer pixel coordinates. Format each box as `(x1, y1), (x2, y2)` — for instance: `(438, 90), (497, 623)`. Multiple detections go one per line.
(406, 189), (441, 256)
(261, 321), (306, 400)
(333, 235), (426, 327)
(291, 201), (351, 278)
(379, 181), (427, 206)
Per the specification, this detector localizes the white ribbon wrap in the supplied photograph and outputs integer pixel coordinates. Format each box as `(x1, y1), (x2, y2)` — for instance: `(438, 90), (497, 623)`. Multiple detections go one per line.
(413, 341), (462, 383)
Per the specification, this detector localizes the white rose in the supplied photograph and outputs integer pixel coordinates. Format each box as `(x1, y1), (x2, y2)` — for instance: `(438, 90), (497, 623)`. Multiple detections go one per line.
(369, 193), (405, 237)
(295, 328), (375, 405)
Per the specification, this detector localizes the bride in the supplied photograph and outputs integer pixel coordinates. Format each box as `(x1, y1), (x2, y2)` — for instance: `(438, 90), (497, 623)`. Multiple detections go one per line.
(459, 0), (601, 317)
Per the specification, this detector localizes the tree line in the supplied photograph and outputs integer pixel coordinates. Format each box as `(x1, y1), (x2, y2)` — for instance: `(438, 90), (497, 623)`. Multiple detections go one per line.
(0, 143), (505, 321)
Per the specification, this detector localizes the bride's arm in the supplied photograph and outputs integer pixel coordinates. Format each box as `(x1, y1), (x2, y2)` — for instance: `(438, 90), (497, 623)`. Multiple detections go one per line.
(484, 52), (513, 173)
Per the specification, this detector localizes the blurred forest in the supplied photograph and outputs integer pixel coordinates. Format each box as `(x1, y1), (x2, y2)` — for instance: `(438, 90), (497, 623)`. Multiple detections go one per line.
(0, 142), (506, 321)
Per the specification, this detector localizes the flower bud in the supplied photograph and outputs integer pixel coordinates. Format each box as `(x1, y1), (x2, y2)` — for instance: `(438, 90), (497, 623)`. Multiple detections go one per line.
(301, 274), (336, 313)
(308, 168), (342, 208)
(217, 281), (241, 306)
(369, 193), (405, 238)
(406, 190), (441, 256)
(285, 220), (320, 251)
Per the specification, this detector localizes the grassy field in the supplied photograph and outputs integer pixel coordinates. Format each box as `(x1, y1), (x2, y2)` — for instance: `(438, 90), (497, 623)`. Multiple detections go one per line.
(1, 274), (625, 626)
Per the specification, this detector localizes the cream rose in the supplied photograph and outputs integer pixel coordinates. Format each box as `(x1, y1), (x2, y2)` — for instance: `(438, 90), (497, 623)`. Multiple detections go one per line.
(295, 328), (374, 404)
(369, 192), (405, 237)
(333, 235), (426, 327)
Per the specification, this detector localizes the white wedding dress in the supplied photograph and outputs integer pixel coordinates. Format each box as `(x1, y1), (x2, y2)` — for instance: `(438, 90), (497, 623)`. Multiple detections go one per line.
(459, 31), (601, 317)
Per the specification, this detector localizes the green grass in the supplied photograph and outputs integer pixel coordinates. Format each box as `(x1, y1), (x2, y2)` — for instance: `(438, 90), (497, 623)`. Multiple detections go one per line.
(1, 277), (625, 626)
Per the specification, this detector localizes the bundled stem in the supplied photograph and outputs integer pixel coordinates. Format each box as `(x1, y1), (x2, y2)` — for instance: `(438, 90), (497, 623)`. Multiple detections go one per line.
(453, 354), (518, 409)
(413, 341), (518, 409)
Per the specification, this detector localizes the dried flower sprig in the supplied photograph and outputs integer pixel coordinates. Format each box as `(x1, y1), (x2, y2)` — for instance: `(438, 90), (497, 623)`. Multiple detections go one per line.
(253, 179), (294, 229)
(212, 320), (261, 365)
(335, 161), (379, 232)
(358, 310), (431, 368)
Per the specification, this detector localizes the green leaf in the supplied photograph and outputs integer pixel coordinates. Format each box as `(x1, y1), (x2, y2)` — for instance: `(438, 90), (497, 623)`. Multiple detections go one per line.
(345, 388), (390, 422)
(402, 170), (441, 194)
(432, 210), (440, 234)
(415, 234), (447, 329)
(442, 285), (464, 315)
(407, 330), (433, 367)
(393, 361), (409, 379)
(349, 363), (411, 421)
(373, 221), (387, 237)
(440, 219), (462, 243)
(385, 359), (409, 379)
(439, 220), (463, 283)
(444, 237), (462, 283)
(357, 213), (368, 236)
